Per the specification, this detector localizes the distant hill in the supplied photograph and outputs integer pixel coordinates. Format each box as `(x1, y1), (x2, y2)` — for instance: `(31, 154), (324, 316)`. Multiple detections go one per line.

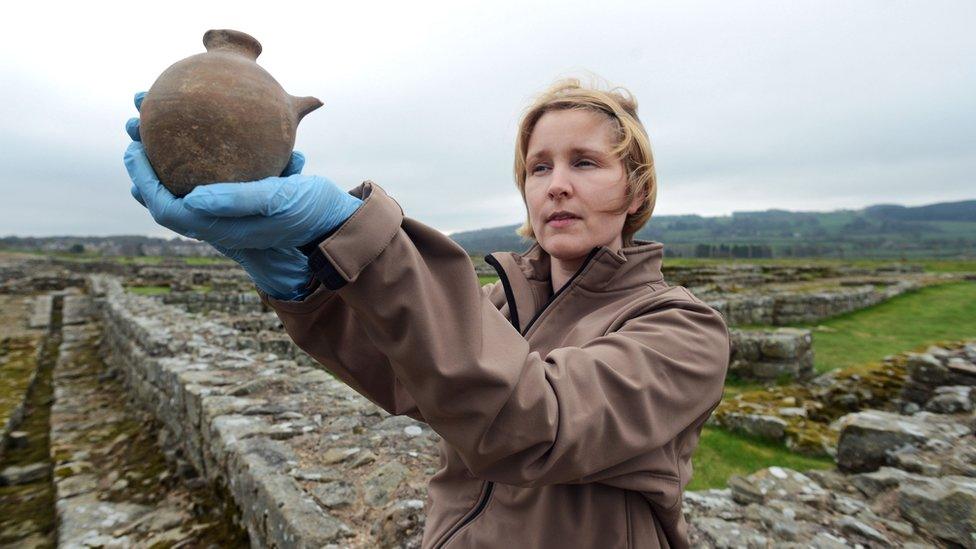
(449, 199), (976, 259)
(3, 200), (972, 260)
(0, 235), (218, 257)
(864, 200), (976, 222)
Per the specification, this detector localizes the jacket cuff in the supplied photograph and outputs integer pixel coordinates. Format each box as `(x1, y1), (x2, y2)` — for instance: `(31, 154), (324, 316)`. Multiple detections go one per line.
(258, 282), (337, 315)
(308, 181), (404, 291)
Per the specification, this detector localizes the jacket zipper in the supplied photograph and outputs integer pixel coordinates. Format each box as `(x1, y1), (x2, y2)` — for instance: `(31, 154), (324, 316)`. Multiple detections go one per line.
(436, 247), (600, 548)
(484, 254), (520, 332)
(518, 246), (600, 337)
(434, 481), (495, 549)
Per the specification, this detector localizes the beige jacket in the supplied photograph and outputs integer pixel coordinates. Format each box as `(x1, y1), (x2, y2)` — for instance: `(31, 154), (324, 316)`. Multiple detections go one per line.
(261, 181), (731, 548)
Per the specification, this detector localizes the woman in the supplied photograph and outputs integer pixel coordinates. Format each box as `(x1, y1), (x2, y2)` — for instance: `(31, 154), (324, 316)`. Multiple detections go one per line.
(124, 79), (730, 548)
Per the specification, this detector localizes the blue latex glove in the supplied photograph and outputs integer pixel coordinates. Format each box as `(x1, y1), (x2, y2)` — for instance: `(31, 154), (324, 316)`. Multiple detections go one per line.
(124, 92), (362, 300)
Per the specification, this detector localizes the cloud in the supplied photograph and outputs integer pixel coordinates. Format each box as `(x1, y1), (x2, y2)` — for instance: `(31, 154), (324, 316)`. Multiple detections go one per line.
(0, 1), (973, 236)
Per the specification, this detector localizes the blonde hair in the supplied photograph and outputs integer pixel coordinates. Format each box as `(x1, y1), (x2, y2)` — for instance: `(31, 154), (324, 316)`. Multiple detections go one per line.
(513, 78), (657, 246)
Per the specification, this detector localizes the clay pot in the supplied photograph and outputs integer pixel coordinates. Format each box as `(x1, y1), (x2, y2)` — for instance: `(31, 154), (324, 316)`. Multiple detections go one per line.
(139, 29), (322, 197)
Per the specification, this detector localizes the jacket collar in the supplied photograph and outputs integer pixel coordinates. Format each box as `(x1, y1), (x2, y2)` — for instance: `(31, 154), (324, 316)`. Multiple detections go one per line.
(486, 240), (665, 333)
(502, 239), (665, 292)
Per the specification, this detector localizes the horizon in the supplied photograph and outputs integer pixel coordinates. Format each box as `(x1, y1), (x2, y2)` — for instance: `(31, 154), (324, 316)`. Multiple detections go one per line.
(3, 195), (972, 240)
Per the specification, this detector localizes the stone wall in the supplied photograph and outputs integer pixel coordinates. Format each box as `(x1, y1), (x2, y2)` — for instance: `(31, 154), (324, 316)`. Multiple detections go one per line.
(174, 304), (816, 383)
(688, 340), (976, 547)
(706, 279), (919, 326)
(728, 327), (814, 381)
(664, 262), (923, 290)
(49, 292), (247, 546)
(91, 274), (434, 548)
(85, 263), (976, 547)
(159, 290), (267, 314)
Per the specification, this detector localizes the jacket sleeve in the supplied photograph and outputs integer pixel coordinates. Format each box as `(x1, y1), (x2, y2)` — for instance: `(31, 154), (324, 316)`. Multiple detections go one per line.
(294, 181), (730, 487)
(259, 284), (425, 421)
(258, 187), (501, 422)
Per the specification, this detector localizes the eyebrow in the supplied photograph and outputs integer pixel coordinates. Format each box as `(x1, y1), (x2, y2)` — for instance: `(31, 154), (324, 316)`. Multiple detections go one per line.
(526, 147), (608, 165)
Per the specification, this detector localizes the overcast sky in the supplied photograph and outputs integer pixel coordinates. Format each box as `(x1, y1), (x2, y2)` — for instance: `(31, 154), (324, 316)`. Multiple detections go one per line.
(1, 1), (973, 238)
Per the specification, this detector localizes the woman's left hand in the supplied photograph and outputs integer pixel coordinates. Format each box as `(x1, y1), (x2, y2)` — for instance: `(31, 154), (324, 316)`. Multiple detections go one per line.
(124, 143), (362, 251)
(123, 90), (363, 250)
(178, 168), (363, 250)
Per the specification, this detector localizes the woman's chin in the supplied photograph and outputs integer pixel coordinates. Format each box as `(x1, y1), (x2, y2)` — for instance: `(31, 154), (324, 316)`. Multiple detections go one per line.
(540, 237), (592, 261)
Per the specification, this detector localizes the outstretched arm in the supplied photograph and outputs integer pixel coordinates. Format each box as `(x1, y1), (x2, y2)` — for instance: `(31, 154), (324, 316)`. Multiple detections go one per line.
(260, 228), (501, 422)
(260, 281), (425, 421)
(257, 180), (730, 488)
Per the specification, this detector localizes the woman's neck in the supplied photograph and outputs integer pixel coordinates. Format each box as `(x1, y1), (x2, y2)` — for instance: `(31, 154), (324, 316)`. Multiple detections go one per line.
(550, 256), (584, 294)
(549, 238), (626, 293)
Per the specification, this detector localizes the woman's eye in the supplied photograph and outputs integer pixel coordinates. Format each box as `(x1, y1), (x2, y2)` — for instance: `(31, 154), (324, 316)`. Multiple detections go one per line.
(531, 164), (550, 174)
(576, 159), (596, 168)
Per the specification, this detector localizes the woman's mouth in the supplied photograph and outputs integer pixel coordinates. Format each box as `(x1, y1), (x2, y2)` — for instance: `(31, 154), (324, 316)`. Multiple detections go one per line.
(547, 216), (579, 228)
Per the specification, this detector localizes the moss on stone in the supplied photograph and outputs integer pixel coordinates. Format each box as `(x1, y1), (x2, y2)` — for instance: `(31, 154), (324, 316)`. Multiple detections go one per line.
(0, 316), (59, 545)
(56, 324), (249, 545)
(0, 336), (42, 439)
(714, 349), (914, 457)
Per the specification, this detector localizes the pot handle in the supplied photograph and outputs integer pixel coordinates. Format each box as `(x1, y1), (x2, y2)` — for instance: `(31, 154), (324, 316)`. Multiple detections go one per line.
(203, 29), (262, 60)
(292, 96), (324, 120)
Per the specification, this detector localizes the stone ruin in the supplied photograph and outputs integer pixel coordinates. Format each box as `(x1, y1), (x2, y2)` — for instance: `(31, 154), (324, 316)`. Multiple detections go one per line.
(688, 341), (976, 547)
(1, 252), (974, 547)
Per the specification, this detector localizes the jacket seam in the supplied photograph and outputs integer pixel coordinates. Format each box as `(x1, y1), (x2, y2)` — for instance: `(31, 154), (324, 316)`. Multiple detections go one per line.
(596, 294), (717, 335)
(640, 470), (680, 483)
(318, 182), (376, 251)
(318, 182), (401, 283)
(625, 491), (633, 549)
(258, 286), (342, 315)
(324, 215), (401, 286)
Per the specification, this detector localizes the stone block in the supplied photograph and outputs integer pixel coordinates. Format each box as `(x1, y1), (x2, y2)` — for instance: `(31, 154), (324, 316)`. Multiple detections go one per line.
(836, 410), (970, 472)
(0, 462), (49, 485)
(906, 353), (949, 386)
(28, 294), (53, 329)
(720, 413), (787, 440)
(689, 517), (769, 548)
(925, 386), (974, 414)
(373, 499), (426, 548)
(851, 466), (926, 498)
(364, 461), (409, 507)
(898, 475), (976, 548)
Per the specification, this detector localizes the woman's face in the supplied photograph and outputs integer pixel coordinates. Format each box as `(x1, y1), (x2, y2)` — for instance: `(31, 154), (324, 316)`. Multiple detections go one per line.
(524, 109), (641, 262)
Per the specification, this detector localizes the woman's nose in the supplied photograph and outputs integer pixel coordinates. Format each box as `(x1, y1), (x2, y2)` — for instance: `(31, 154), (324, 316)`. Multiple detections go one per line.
(547, 166), (573, 199)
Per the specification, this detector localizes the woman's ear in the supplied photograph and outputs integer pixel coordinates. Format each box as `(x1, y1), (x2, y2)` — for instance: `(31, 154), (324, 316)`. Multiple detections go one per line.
(627, 187), (646, 215)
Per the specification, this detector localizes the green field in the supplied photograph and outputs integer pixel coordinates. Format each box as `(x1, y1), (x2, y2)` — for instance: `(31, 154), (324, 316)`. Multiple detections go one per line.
(797, 281), (976, 374)
(689, 280), (976, 489)
(687, 428), (832, 491)
(662, 257), (976, 273)
(0, 250), (233, 267)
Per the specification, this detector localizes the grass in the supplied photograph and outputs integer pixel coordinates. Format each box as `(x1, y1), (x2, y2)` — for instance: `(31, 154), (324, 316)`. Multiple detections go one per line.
(0, 250), (232, 267)
(691, 279), (976, 490)
(184, 256), (233, 266)
(662, 256), (976, 273)
(795, 281), (976, 373)
(128, 285), (171, 296)
(478, 275), (499, 286)
(688, 427), (833, 491)
(0, 337), (40, 432)
(114, 256), (164, 265)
